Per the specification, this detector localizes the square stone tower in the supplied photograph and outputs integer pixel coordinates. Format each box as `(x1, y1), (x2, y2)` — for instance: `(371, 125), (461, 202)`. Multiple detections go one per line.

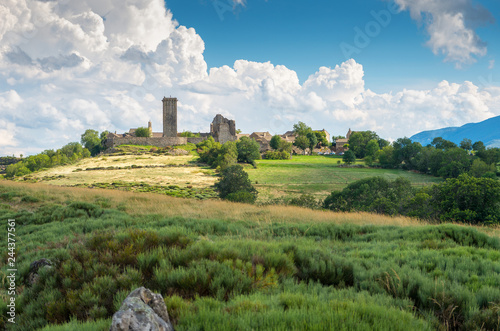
(162, 97), (177, 137)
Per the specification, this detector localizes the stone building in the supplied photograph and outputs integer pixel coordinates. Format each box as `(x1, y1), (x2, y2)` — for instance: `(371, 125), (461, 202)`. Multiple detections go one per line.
(162, 97), (177, 137)
(210, 114), (237, 144)
(334, 128), (353, 154)
(104, 97), (237, 149)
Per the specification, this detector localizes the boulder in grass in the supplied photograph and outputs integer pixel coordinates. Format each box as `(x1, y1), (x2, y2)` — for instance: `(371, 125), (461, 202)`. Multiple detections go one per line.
(27, 258), (53, 286)
(110, 287), (174, 331)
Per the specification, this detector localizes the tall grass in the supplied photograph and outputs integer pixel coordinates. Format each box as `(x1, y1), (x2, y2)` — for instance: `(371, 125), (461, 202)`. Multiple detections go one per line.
(2, 181), (500, 330)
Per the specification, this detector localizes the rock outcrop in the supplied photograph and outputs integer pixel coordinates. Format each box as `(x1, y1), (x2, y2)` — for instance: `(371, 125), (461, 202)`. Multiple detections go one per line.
(27, 258), (53, 286)
(110, 287), (174, 331)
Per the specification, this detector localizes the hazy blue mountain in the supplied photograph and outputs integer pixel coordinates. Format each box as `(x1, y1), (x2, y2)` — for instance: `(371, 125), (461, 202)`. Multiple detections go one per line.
(410, 116), (500, 148)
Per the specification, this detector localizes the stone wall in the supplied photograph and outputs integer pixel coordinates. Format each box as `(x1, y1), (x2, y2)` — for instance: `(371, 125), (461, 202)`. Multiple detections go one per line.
(187, 137), (205, 144)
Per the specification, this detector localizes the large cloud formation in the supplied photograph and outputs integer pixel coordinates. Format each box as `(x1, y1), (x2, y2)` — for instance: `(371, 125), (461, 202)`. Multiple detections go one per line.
(0, 0), (499, 155)
(394, 0), (495, 66)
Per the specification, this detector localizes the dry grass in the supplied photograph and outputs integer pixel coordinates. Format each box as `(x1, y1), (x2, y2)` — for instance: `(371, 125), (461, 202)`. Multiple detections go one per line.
(25, 154), (217, 188)
(4, 179), (500, 238)
(0, 180), (425, 227)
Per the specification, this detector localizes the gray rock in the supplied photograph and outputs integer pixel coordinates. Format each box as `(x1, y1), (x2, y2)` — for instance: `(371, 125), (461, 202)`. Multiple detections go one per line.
(27, 258), (53, 286)
(110, 287), (174, 331)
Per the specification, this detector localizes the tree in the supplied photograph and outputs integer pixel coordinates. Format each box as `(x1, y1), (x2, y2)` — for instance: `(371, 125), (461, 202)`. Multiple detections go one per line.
(135, 127), (151, 137)
(292, 122), (312, 137)
(323, 177), (415, 215)
(472, 141), (486, 152)
(460, 138), (472, 151)
(343, 150), (356, 165)
(433, 174), (500, 224)
(392, 137), (422, 169)
(270, 135), (283, 151)
(306, 132), (317, 153)
(469, 159), (496, 178)
(294, 135), (310, 155)
(280, 141), (293, 153)
(431, 137), (457, 150)
(365, 139), (380, 158)
(236, 137), (261, 164)
(477, 148), (500, 165)
(348, 131), (380, 158)
(215, 164), (257, 202)
(81, 129), (102, 156)
(313, 131), (329, 147)
(213, 141), (238, 171)
(437, 147), (472, 178)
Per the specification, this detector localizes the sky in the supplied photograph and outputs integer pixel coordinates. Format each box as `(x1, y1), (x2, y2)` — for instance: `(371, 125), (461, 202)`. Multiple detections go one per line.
(0, 0), (500, 156)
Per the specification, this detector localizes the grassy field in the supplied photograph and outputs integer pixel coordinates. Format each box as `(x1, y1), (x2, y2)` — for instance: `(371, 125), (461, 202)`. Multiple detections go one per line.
(23, 154), (217, 189)
(246, 155), (443, 202)
(13, 152), (444, 206)
(2, 181), (500, 330)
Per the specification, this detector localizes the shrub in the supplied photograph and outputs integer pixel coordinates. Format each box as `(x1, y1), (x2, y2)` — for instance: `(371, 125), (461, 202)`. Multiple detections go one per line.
(343, 150), (356, 165)
(264, 150), (290, 160)
(225, 191), (257, 204)
(215, 165), (257, 201)
(134, 127), (151, 137)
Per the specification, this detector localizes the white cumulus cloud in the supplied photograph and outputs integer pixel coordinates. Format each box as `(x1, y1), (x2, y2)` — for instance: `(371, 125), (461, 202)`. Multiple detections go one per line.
(394, 0), (494, 66)
(0, 0), (499, 156)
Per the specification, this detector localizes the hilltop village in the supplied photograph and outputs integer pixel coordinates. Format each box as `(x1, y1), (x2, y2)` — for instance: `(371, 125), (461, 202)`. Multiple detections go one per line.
(104, 97), (347, 154)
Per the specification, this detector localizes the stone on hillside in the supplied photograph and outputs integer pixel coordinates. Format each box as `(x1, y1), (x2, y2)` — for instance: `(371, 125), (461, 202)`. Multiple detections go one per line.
(110, 287), (174, 331)
(27, 258), (53, 286)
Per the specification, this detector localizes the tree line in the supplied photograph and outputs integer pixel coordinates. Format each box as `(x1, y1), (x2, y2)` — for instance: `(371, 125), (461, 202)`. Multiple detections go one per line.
(323, 174), (500, 224)
(5, 129), (109, 178)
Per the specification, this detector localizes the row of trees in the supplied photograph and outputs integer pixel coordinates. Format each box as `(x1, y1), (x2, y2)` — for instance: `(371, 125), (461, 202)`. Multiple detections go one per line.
(196, 136), (261, 171)
(374, 137), (499, 179)
(324, 175), (500, 224)
(5, 129), (111, 178)
(5, 142), (91, 178)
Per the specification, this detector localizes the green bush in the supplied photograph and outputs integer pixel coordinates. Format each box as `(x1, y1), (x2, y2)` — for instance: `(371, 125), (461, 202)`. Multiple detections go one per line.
(225, 191), (257, 204)
(215, 165), (257, 201)
(264, 150), (291, 160)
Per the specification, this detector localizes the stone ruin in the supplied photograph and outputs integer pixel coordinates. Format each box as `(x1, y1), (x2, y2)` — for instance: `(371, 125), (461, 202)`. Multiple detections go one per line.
(210, 114), (236, 144)
(104, 97), (237, 149)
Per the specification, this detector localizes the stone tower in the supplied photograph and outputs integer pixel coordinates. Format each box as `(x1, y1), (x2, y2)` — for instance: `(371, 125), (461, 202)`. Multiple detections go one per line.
(162, 97), (177, 137)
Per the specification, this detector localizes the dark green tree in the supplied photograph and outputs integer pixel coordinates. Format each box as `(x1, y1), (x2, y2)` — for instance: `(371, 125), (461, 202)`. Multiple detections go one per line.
(270, 135), (283, 150)
(460, 138), (472, 151)
(472, 141), (486, 152)
(343, 150), (356, 165)
(236, 137), (261, 164)
(433, 174), (500, 224)
(431, 137), (457, 150)
(292, 121), (312, 136)
(215, 164), (257, 202)
(294, 135), (310, 155)
(81, 129), (102, 156)
(306, 132), (318, 152)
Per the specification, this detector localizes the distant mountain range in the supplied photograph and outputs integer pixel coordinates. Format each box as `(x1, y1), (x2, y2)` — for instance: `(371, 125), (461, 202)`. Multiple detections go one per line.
(410, 115), (500, 148)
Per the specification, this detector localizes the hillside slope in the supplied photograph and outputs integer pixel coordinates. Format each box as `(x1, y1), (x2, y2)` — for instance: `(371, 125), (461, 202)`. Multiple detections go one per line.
(2, 181), (500, 330)
(410, 115), (500, 147)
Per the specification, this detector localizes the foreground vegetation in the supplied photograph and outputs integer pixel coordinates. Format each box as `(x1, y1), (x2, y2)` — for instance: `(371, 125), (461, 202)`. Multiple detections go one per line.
(1, 182), (500, 330)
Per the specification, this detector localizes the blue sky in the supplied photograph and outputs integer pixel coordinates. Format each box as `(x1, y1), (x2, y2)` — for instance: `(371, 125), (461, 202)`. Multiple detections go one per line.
(166, 0), (500, 92)
(1, 0), (500, 155)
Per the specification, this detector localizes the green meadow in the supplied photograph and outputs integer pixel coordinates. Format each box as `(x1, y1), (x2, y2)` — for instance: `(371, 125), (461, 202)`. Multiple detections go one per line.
(246, 155), (443, 201)
(1, 181), (500, 330)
